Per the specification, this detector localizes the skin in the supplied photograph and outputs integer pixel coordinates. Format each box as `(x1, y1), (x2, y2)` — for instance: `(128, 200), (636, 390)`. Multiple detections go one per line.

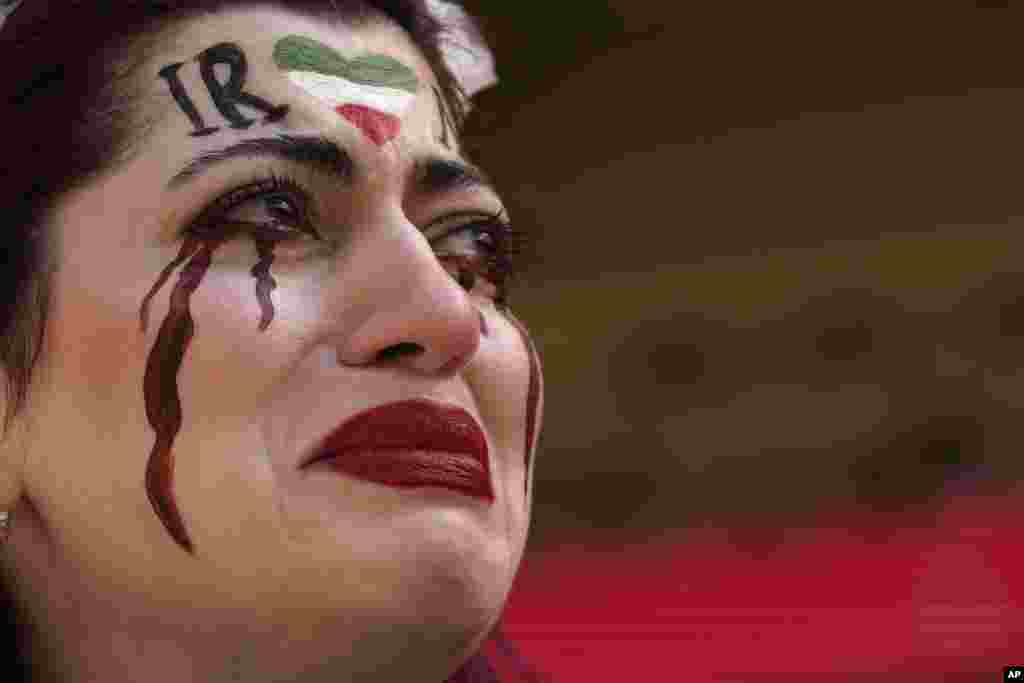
(0, 6), (542, 683)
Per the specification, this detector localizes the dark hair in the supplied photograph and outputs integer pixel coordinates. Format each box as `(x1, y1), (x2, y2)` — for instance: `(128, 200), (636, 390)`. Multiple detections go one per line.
(0, 2), (547, 681)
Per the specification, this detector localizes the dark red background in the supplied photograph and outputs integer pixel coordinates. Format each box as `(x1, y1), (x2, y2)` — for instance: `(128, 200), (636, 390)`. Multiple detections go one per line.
(504, 491), (1023, 680)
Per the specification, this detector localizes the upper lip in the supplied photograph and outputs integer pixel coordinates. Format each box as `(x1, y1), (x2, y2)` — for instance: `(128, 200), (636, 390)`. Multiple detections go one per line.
(299, 398), (490, 471)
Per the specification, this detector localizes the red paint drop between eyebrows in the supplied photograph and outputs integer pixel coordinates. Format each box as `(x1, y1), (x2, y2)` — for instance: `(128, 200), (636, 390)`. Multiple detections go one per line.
(139, 236), (223, 554)
(336, 103), (401, 146)
(505, 311), (541, 496)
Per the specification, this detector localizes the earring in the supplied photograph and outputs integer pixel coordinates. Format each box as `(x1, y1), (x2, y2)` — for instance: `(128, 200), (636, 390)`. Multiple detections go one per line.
(0, 510), (9, 538)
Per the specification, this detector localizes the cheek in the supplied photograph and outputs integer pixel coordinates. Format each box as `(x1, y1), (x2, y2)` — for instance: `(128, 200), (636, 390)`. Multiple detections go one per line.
(169, 267), (326, 443)
(48, 207), (188, 413)
(24, 246), (183, 566)
(142, 264), (326, 552)
(467, 311), (539, 487)
(45, 241), (166, 432)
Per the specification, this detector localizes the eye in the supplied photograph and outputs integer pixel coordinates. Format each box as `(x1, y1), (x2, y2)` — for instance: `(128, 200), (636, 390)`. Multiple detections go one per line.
(431, 214), (520, 307)
(264, 195), (302, 225)
(227, 190), (316, 243)
(185, 174), (322, 246)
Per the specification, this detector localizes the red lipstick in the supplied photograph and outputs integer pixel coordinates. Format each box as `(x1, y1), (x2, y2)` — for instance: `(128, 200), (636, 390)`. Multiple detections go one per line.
(301, 399), (494, 502)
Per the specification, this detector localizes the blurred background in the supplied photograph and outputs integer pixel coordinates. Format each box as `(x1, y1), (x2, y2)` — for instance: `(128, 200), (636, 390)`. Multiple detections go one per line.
(458, 1), (1024, 679)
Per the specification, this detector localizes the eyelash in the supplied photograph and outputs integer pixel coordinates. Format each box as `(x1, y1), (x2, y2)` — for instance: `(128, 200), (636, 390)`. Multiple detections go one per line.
(183, 174), (528, 308)
(432, 209), (527, 309)
(185, 173), (320, 244)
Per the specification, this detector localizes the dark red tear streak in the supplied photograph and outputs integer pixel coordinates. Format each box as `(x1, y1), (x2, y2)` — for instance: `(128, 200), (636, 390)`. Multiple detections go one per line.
(505, 311), (542, 496)
(139, 236), (223, 554)
(250, 236), (278, 331)
(139, 237), (199, 333)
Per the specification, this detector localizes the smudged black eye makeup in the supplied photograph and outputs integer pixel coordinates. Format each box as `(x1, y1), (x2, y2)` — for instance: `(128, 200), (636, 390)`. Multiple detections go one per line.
(429, 209), (525, 310)
(183, 173), (323, 249)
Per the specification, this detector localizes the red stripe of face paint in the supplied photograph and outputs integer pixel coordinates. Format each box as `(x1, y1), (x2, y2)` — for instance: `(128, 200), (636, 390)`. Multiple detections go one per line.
(336, 103), (401, 146)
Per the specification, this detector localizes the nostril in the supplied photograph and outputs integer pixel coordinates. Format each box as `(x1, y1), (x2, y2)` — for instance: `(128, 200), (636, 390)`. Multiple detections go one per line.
(376, 342), (424, 363)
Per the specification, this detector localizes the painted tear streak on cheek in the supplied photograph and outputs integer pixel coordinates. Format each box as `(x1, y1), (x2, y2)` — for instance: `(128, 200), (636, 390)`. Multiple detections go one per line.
(250, 236), (278, 331)
(336, 104), (401, 147)
(505, 311), (542, 496)
(139, 236), (223, 554)
(273, 35), (419, 146)
(139, 238), (198, 333)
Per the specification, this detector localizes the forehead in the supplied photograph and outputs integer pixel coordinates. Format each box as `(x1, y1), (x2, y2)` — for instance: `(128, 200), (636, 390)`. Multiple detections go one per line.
(160, 6), (426, 77)
(141, 5), (451, 163)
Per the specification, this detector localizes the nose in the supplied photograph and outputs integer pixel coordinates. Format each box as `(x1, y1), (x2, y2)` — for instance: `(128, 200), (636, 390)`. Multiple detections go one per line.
(330, 217), (483, 377)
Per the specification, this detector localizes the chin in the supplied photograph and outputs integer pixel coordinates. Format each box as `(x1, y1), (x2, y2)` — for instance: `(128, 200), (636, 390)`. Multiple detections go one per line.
(391, 522), (518, 624)
(282, 555), (511, 683)
(197, 548), (514, 683)
(371, 529), (516, 665)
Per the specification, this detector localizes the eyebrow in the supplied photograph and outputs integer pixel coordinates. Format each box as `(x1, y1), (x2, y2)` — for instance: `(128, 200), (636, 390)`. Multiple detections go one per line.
(415, 157), (493, 197)
(168, 135), (353, 187)
(167, 134), (497, 199)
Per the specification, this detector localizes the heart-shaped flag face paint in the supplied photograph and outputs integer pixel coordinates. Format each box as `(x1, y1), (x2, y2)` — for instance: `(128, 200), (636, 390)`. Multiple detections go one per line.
(273, 35), (419, 145)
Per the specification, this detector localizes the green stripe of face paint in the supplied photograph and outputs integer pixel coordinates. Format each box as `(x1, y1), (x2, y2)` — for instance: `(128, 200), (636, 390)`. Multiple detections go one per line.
(273, 35), (419, 93)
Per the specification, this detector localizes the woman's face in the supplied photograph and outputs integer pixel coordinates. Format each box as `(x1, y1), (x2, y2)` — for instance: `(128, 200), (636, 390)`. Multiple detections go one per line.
(5, 5), (541, 680)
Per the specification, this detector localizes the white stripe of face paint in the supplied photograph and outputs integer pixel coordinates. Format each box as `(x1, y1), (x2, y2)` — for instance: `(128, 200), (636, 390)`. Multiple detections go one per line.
(285, 71), (416, 117)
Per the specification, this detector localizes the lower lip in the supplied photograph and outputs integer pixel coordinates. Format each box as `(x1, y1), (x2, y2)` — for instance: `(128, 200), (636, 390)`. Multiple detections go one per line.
(318, 449), (495, 502)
